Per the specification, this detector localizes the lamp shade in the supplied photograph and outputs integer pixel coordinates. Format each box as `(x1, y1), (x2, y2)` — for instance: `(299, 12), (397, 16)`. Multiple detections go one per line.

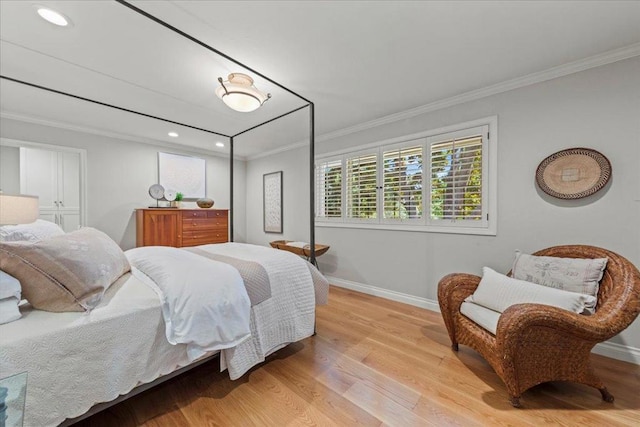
(0, 193), (39, 225)
(216, 73), (270, 112)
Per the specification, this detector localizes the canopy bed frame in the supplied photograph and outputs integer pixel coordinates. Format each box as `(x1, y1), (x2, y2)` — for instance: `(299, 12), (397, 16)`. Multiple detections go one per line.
(0, 0), (318, 265)
(0, 2), (319, 425)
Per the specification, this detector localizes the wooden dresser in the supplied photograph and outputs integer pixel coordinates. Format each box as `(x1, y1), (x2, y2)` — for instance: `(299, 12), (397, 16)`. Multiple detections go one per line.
(136, 208), (229, 248)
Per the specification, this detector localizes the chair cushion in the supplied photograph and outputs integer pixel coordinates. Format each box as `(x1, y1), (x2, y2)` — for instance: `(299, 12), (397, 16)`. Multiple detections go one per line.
(512, 251), (607, 313)
(460, 301), (500, 334)
(467, 267), (596, 315)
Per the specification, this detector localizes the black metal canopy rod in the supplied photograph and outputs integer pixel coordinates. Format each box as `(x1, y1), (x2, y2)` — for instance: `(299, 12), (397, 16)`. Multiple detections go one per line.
(232, 104), (309, 138)
(0, 75), (231, 138)
(115, 0), (311, 105)
(1, 0), (317, 265)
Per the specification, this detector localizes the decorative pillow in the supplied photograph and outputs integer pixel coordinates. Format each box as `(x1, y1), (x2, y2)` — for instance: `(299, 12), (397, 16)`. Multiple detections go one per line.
(466, 267), (596, 315)
(512, 251), (607, 313)
(0, 219), (65, 242)
(0, 227), (130, 312)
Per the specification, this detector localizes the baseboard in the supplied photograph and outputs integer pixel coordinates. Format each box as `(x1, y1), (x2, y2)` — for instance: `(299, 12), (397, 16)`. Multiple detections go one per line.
(327, 276), (640, 365)
(592, 341), (640, 365)
(327, 276), (441, 313)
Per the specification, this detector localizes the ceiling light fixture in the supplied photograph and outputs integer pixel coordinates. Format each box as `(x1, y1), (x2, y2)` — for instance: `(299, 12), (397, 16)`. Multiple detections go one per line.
(216, 73), (271, 113)
(36, 7), (71, 27)
(168, 132), (179, 137)
(215, 142), (225, 148)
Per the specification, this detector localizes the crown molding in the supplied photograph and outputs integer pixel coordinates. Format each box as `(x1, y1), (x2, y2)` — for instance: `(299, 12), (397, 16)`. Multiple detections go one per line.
(0, 111), (241, 160)
(4, 43), (639, 163)
(317, 42), (640, 144)
(249, 42), (640, 161)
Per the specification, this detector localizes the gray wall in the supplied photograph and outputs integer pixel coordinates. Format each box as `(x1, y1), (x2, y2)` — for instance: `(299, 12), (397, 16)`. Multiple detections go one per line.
(0, 145), (20, 194)
(245, 57), (640, 352)
(245, 147), (310, 247)
(0, 119), (246, 249)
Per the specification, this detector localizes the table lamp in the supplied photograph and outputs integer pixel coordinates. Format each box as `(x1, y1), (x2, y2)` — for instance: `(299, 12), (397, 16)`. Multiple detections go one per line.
(0, 193), (39, 225)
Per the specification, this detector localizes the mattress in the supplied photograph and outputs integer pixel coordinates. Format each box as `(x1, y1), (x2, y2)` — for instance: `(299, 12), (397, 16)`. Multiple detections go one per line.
(0, 272), (207, 427)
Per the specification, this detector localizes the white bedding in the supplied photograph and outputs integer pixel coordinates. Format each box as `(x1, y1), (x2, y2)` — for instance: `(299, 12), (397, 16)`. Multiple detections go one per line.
(126, 246), (252, 359)
(0, 242), (324, 426)
(126, 243), (318, 379)
(0, 273), (206, 427)
(199, 243), (317, 379)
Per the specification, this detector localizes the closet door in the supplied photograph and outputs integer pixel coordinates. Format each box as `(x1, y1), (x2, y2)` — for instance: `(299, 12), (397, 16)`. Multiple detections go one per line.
(59, 212), (80, 232)
(58, 152), (81, 212)
(20, 147), (57, 211)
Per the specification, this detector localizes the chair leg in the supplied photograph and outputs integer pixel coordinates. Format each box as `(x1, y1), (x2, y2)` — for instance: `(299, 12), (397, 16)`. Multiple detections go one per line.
(451, 343), (459, 352)
(599, 387), (615, 403)
(509, 395), (522, 408)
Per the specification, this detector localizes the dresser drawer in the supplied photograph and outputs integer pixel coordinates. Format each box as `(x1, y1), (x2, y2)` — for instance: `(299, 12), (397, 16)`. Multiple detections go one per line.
(181, 230), (227, 245)
(182, 218), (227, 230)
(181, 210), (228, 219)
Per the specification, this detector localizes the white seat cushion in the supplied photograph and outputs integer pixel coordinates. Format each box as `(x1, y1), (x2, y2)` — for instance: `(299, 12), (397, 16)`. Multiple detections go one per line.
(460, 301), (500, 335)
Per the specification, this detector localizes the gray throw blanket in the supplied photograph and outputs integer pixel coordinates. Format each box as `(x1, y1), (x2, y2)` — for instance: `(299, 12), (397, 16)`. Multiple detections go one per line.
(186, 247), (272, 306)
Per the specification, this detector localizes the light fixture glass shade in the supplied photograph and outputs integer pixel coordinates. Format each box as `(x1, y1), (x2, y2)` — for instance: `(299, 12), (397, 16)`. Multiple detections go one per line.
(216, 73), (270, 112)
(0, 194), (39, 225)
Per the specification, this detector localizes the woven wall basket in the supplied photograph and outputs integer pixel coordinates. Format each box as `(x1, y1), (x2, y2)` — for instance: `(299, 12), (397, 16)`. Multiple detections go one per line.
(536, 148), (612, 200)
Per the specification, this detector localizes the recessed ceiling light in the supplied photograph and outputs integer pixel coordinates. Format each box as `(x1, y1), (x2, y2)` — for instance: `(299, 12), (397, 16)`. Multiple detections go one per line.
(168, 132), (179, 137)
(216, 142), (225, 148)
(36, 7), (71, 27)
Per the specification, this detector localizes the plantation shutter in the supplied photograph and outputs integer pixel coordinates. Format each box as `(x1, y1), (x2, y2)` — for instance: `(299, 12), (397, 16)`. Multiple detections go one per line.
(346, 152), (378, 219)
(429, 126), (487, 225)
(383, 145), (423, 220)
(315, 158), (343, 219)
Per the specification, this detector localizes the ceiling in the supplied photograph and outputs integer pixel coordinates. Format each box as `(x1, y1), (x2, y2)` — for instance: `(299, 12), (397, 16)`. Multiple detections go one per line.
(1, 1), (639, 158)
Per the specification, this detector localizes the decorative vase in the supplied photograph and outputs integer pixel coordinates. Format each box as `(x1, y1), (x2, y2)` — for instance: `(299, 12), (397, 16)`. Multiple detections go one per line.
(197, 198), (214, 208)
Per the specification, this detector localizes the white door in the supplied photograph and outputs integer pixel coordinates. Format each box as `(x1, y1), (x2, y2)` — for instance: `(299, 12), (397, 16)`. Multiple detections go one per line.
(20, 147), (57, 210)
(58, 151), (80, 212)
(20, 146), (82, 228)
(38, 211), (57, 224)
(59, 212), (80, 232)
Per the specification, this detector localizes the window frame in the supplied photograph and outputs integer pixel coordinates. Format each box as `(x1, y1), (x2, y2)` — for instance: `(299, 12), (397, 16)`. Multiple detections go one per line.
(315, 116), (497, 236)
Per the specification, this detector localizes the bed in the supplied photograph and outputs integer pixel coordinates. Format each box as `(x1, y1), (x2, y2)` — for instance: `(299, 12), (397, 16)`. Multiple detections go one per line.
(0, 235), (328, 427)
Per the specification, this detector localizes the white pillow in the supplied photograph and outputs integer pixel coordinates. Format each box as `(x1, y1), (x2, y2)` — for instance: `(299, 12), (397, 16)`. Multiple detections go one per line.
(0, 269), (21, 324)
(512, 251), (606, 313)
(467, 267), (596, 315)
(0, 219), (65, 242)
(0, 297), (21, 324)
(0, 269), (21, 300)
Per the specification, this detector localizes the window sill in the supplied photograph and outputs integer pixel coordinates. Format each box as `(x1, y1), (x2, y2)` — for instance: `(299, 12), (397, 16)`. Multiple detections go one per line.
(315, 221), (497, 236)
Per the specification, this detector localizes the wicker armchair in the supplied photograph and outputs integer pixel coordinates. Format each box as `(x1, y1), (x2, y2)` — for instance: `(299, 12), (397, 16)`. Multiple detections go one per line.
(438, 245), (640, 407)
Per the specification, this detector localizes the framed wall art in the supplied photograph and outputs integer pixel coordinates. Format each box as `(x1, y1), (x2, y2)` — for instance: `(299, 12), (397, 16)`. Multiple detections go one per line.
(158, 152), (206, 200)
(263, 171), (283, 233)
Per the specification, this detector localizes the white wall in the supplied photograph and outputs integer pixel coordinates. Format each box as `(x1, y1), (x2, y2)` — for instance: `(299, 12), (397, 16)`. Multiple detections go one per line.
(0, 118), (246, 249)
(245, 57), (640, 354)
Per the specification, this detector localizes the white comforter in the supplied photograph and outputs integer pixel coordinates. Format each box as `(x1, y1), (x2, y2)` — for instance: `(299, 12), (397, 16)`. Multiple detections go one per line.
(127, 242), (318, 379)
(0, 242), (320, 426)
(126, 246), (252, 360)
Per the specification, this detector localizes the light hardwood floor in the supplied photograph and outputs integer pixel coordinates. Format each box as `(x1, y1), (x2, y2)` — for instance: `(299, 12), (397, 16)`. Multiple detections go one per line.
(76, 286), (640, 426)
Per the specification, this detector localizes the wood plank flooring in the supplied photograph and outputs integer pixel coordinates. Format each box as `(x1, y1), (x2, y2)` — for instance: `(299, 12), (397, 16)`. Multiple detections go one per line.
(76, 286), (640, 426)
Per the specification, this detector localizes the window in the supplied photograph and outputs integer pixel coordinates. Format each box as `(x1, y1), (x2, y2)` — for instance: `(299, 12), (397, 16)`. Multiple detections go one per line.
(346, 152), (378, 219)
(428, 126), (487, 226)
(315, 117), (496, 235)
(315, 158), (342, 219)
(383, 144), (423, 220)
